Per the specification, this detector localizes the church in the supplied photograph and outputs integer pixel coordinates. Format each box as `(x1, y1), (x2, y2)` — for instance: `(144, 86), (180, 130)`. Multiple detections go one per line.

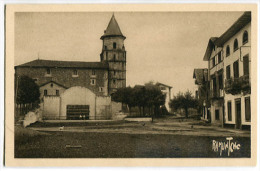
(15, 14), (126, 120)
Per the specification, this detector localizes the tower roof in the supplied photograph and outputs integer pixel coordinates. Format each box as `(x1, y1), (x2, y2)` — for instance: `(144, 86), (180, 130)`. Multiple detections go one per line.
(101, 14), (125, 39)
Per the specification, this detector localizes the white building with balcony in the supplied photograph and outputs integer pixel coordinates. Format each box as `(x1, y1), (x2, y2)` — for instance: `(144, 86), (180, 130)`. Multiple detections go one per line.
(215, 12), (251, 129)
(203, 12), (251, 129)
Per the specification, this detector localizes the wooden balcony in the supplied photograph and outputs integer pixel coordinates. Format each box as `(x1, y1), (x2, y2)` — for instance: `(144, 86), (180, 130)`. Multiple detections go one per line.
(225, 75), (250, 95)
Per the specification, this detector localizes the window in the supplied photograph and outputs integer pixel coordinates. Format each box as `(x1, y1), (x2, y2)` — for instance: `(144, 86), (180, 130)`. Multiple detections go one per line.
(218, 52), (222, 63)
(73, 69), (78, 76)
(90, 79), (96, 85)
(233, 39), (238, 52)
(212, 57), (216, 67)
(104, 45), (107, 50)
(228, 101), (232, 121)
(226, 45), (230, 57)
(46, 68), (51, 75)
(92, 69), (96, 75)
(113, 42), (117, 49)
(233, 60), (239, 78)
(245, 97), (251, 121)
(99, 87), (103, 92)
(56, 90), (59, 96)
(113, 54), (116, 61)
(215, 109), (219, 120)
(212, 77), (217, 92)
(218, 73), (223, 90)
(50, 83), (53, 87)
(243, 31), (248, 44)
(226, 65), (231, 79)
(44, 89), (47, 96)
(243, 55), (249, 75)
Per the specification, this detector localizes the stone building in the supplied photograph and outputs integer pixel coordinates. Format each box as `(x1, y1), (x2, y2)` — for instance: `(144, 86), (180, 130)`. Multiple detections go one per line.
(15, 14), (125, 120)
(203, 12), (251, 128)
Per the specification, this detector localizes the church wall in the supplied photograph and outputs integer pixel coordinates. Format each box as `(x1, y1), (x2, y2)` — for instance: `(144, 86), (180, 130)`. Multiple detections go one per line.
(15, 67), (109, 96)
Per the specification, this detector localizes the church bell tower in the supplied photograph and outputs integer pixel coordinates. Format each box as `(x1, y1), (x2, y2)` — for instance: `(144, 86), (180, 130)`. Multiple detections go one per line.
(100, 14), (126, 94)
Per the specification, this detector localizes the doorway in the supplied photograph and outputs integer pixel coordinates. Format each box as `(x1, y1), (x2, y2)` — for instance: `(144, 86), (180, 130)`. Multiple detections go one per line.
(235, 99), (241, 129)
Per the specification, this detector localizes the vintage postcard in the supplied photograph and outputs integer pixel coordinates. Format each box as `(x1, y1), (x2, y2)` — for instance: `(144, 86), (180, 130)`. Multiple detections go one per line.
(4, 4), (257, 167)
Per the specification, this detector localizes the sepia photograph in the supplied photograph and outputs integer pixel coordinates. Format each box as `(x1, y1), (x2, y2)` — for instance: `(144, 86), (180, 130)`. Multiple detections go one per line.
(4, 4), (258, 167)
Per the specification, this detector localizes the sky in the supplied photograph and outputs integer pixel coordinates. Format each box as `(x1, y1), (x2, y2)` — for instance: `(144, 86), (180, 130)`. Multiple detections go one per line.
(15, 12), (244, 96)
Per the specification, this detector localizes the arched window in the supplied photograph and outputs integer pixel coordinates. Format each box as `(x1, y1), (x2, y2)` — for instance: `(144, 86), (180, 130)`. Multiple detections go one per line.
(113, 42), (117, 49)
(233, 39), (238, 52)
(243, 31), (248, 44)
(226, 45), (230, 57)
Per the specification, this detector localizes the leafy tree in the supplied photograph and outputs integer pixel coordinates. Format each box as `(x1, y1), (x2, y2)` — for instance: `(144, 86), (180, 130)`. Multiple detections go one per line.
(16, 75), (40, 105)
(111, 82), (166, 117)
(169, 90), (198, 118)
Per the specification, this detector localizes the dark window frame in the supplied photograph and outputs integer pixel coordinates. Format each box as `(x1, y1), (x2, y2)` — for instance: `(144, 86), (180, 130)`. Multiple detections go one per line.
(227, 101), (232, 121)
(92, 69), (96, 76)
(46, 68), (51, 75)
(233, 60), (239, 78)
(56, 90), (59, 96)
(44, 89), (47, 96)
(73, 69), (78, 76)
(226, 65), (231, 79)
(226, 45), (230, 57)
(113, 42), (117, 49)
(245, 97), (251, 121)
(243, 54), (250, 76)
(218, 52), (222, 63)
(243, 30), (248, 45)
(90, 79), (96, 85)
(215, 109), (220, 120)
(233, 39), (239, 52)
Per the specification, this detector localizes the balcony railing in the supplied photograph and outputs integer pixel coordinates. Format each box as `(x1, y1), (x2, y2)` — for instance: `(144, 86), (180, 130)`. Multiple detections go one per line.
(225, 75), (250, 95)
(210, 89), (224, 99)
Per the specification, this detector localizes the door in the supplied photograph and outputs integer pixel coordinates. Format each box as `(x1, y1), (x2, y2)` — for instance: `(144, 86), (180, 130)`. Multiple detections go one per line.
(235, 99), (241, 129)
(66, 105), (89, 120)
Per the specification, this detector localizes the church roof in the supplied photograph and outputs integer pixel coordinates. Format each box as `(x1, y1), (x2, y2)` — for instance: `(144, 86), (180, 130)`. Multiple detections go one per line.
(15, 59), (109, 69)
(101, 14), (125, 39)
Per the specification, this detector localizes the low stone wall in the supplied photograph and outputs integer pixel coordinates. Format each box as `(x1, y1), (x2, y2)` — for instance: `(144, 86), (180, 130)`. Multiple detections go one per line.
(124, 118), (152, 122)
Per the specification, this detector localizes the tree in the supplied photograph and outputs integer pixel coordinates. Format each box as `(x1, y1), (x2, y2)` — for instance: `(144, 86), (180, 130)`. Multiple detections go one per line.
(111, 86), (136, 113)
(111, 82), (166, 117)
(16, 75), (40, 106)
(169, 90), (198, 118)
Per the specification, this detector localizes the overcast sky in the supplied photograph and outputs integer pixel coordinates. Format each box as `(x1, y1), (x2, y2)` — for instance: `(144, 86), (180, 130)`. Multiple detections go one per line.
(15, 12), (244, 96)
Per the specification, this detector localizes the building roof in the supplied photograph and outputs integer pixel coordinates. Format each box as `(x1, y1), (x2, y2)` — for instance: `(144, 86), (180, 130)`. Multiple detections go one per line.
(15, 59), (109, 69)
(193, 68), (208, 85)
(156, 82), (172, 88)
(101, 14), (125, 39)
(203, 12), (251, 61)
(39, 80), (68, 89)
(215, 12), (251, 46)
(203, 37), (218, 61)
